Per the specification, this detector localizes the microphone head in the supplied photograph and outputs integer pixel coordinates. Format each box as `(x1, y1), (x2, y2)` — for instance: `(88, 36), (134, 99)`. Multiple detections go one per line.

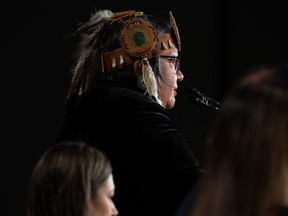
(185, 85), (220, 110)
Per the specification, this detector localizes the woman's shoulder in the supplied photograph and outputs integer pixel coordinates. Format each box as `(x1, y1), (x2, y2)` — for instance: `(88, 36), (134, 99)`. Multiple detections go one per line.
(86, 86), (163, 109)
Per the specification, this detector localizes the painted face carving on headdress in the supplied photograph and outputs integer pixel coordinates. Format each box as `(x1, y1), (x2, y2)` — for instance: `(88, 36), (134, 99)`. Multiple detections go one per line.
(102, 11), (181, 72)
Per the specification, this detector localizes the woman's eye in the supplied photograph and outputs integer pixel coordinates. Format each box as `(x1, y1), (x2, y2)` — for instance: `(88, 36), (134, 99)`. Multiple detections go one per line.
(169, 59), (176, 65)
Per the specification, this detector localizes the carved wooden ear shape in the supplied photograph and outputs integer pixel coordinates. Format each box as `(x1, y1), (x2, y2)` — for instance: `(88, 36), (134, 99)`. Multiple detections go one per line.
(169, 11), (181, 51)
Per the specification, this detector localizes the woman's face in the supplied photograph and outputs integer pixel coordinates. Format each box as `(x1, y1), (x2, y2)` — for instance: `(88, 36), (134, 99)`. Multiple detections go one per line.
(157, 51), (184, 109)
(90, 174), (118, 216)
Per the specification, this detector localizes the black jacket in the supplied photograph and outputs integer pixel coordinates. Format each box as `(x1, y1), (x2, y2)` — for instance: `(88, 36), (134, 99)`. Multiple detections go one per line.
(57, 85), (203, 216)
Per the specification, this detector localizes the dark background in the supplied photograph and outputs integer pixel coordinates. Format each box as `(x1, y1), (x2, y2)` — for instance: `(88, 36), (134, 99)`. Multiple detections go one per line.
(2, 0), (287, 215)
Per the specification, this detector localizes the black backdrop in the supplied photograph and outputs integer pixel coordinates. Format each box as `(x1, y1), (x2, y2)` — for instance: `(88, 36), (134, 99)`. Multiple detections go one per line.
(2, 1), (287, 215)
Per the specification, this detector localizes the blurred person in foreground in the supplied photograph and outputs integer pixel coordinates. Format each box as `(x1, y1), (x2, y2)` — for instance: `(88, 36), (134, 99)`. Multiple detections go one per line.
(26, 141), (118, 216)
(176, 63), (288, 216)
(56, 9), (204, 215)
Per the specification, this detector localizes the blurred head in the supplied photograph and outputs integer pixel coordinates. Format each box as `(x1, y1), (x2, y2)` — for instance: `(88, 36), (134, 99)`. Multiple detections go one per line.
(67, 9), (184, 109)
(27, 141), (118, 216)
(193, 63), (288, 216)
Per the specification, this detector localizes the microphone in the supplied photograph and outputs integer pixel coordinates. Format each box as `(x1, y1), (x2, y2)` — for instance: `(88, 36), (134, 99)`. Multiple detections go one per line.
(185, 85), (220, 110)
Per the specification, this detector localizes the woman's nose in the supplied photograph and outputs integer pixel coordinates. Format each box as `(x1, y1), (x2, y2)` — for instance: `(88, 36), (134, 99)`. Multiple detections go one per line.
(177, 70), (184, 81)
